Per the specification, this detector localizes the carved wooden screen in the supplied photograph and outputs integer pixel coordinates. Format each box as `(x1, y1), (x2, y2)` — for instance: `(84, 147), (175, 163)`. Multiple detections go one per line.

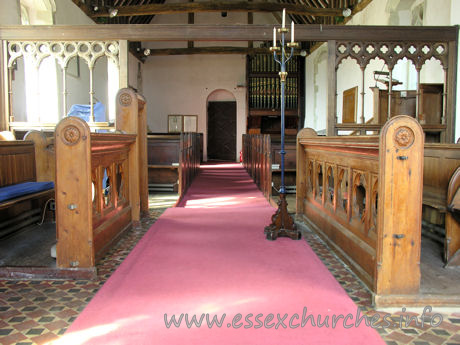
(5, 40), (120, 126)
(331, 39), (455, 142)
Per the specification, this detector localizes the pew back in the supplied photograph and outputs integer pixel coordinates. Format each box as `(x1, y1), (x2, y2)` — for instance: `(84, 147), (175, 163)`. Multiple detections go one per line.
(147, 133), (201, 195)
(0, 141), (36, 187)
(423, 144), (460, 212)
(23, 131), (55, 183)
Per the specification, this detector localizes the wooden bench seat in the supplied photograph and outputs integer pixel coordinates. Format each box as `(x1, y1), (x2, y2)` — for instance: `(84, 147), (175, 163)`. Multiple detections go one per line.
(0, 181), (54, 204)
(422, 143), (460, 264)
(147, 133), (200, 196)
(0, 140), (55, 239)
(0, 189), (53, 210)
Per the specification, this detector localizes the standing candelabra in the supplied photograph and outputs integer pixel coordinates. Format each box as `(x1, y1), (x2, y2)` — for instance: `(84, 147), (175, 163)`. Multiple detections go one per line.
(264, 9), (302, 241)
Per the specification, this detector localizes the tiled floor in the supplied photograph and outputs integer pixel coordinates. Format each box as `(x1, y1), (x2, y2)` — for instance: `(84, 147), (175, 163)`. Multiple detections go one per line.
(1, 194), (460, 345)
(300, 225), (460, 345)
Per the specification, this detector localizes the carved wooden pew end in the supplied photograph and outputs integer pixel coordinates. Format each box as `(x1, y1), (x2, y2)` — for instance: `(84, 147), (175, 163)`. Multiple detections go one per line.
(55, 116), (136, 270)
(296, 115), (424, 304)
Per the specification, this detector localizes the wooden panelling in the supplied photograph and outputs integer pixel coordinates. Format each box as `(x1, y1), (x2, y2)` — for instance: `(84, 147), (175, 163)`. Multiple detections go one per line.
(0, 141), (35, 187)
(148, 136), (180, 165)
(297, 116), (424, 300)
(271, 140), (296, 170)
(0, 139), (54, 240)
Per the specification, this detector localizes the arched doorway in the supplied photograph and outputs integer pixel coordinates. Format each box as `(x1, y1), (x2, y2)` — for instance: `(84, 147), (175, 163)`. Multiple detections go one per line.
(207, 89), (237, 161)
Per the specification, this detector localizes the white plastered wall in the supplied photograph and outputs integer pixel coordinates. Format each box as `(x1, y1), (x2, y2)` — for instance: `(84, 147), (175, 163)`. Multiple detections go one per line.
(142, 54), (246, 161)
(141, 0), (275, 161)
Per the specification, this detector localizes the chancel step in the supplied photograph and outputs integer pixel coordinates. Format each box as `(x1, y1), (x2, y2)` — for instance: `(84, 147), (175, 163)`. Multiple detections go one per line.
(148, 183), (176, 192)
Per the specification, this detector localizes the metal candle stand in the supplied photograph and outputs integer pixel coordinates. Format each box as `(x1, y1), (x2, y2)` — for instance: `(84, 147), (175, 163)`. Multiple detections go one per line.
(264, 11), (302, 241)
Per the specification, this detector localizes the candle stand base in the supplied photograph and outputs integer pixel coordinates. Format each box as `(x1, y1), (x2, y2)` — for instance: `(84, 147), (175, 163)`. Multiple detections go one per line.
(264, 193), (302, 241)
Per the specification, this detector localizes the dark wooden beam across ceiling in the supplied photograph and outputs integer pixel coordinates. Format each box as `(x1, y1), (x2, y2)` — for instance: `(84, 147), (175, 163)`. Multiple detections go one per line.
(1, 24), (457, 42)
(145, 46), (272, 55)
(91, 1), (344, 18)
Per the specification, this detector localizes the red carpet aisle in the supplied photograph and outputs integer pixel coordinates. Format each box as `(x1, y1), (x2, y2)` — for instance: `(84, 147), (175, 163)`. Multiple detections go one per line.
(55, 163), (385, 345)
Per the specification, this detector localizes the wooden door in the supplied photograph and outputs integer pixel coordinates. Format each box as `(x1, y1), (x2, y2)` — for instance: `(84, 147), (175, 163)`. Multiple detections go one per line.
(342, 86), (357, 123)
(207, 101), (236, 161)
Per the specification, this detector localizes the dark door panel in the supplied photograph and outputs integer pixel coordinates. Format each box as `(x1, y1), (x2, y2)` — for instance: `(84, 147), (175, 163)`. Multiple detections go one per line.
(207, 101), (236, 161)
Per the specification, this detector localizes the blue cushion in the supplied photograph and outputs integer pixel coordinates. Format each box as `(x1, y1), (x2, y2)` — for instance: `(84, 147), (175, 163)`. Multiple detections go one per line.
(0, 182), (54, 203)
(67, 102), (106, 122)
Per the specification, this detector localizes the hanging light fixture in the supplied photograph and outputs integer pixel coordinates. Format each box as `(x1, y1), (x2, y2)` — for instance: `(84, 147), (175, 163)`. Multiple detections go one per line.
(342, 8), (352, 17)
(109, 7), (118, 17)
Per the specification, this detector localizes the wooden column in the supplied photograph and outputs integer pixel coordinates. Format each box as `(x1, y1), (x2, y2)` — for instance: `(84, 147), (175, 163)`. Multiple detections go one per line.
(375, 115), (424, 298)
(248, 0), (253, 49)
(327, 40), (337, 136)
(188, 0), (194, 49)
(446, 39), (458, 143)
(360, 66), (365, 124)
(116, 88), (141, 221)
(119, 40), (129, 89)
(55, 117), (93, 268)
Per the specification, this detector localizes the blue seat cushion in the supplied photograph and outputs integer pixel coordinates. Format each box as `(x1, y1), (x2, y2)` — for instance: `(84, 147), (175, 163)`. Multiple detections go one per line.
(0, 182), (54, 203)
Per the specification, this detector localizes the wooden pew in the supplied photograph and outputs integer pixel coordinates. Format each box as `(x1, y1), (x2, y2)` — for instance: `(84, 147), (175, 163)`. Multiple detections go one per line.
(148, 134), (181, 192)
(0, 140), (54, 238)
(242, 134), (271, 198)
(147, 133), (201, 197)
(179, 132), (201, 196)
(242, 134), (296, 199)
(271, 135), (297, 194)
(23, 130), (55, 183)
(446, 167), (460, 266)
(116, 88), (147, 217)
(297, 116), (424, 306)
(55, 116), (137, 271)
(423, 144), (460, 265)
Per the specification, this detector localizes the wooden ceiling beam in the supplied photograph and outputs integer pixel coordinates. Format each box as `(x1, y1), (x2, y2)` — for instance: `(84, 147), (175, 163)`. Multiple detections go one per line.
(144, 46), (273, 55)
(90, 1), (344, 17)
(1, 24), (457, 42)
